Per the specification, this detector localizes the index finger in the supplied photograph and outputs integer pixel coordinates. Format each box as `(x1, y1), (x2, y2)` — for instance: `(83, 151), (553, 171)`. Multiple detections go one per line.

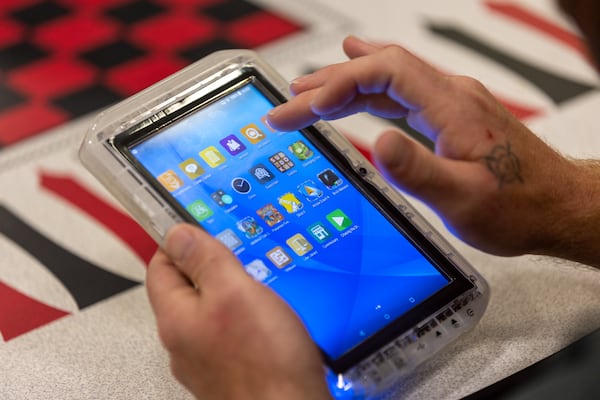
(266, 37), (384, 132)
(310, 45), (446, 116)
(268, 43), (448, 134)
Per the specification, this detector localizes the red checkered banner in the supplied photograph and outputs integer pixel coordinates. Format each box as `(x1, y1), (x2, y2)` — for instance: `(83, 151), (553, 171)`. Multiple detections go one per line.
(0, 0), (303, 146)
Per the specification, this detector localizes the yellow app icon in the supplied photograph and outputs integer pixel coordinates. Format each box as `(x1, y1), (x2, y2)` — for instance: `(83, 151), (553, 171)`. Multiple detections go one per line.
(286, 233), (313, 256)
(199, 146), (226, 168)
(157, 170), (184, 192)
(179, 158), (205, 179)
(240, 123), (266, 144)
(278, 192), (304, 214)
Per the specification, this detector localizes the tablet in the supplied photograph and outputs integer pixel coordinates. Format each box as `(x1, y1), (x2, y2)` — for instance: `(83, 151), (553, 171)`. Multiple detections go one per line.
(80, 49), (489, 398)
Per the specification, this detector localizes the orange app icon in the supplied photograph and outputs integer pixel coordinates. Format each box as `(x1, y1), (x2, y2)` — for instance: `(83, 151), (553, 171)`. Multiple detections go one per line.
(158, 170), (184, 192)
(240, 123), (266, 144)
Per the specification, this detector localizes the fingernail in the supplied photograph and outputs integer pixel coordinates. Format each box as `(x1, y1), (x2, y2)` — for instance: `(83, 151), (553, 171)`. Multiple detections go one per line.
(309, 98), (323, 114)
(165, 225), (194, 263)
(290, 75), (309, 86)
(267, 106), (279, 117)
(290, 74), (315, 93)
(264, 112), (277, 130)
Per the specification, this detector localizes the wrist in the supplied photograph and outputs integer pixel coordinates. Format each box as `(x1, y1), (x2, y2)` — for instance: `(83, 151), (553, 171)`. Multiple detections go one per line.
(220, 366), (332, 400)
(534, 158), (600, 268)
(262, 374), (332, 400)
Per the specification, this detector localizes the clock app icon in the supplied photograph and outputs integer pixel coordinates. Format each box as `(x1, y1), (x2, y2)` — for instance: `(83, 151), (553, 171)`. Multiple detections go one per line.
(231, 177), (251, 194)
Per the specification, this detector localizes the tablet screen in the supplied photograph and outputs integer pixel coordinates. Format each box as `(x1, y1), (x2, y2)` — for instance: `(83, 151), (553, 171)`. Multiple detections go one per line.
(121, 75), (468, 371)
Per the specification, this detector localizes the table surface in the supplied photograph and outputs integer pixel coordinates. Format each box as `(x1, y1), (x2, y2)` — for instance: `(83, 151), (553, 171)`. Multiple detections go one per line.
(1, 1), (599, 399)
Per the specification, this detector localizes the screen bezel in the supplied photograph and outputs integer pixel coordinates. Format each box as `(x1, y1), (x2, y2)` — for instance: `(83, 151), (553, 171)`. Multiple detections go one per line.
(111, 68), (474, 374)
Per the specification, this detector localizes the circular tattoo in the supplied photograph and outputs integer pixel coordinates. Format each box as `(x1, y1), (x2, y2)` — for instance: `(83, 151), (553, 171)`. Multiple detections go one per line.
(483, 141), (523, 188)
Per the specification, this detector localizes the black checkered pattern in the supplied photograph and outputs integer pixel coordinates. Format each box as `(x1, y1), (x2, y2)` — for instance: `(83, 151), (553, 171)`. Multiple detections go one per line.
(0, 0), (303, 146)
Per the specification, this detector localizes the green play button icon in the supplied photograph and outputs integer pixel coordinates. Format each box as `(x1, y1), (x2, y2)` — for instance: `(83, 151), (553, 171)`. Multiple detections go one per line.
(326, 209), (352, 231)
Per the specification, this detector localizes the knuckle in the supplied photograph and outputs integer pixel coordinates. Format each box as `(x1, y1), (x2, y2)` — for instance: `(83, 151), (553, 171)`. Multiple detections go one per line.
(203, 286), (249, 336)
(447, 75), (499, 115)
(185, 237), (231, 283)
(382, 45), (412, 63)
(211, 283), (247, 313)
(449, 75), (487, 96)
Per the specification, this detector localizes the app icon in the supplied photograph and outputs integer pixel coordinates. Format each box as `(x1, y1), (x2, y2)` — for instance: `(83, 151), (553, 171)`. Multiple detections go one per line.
(307, 222), (332, 243)
(186, 199), (214, 222)
(157, 170), (184, 192)
(318, 169), (343, 189)
(216, 229), (243, 250)
(231, 177), (251, 194)
(266, 246), (292, 269)
(286, 233), (313, 256)
(288, 140), (314, 161)
(219, 134), (246, 155)
(179, 159), (205, 179)
(278, 192), (303, 214)
(269, 151), (294, 172)
(326, 209), (353, 231)
(240, 123), (266, 144)
(199, 146), (226, 167)
(236, 216), (263, 239)
(256, 204), (285, 227)
(249, 163), (275, 184)
(244, 259), (272, 282)
(261, 115), (277, 132)
(297, 180), (323, 202)
(210, 189), (233, 206)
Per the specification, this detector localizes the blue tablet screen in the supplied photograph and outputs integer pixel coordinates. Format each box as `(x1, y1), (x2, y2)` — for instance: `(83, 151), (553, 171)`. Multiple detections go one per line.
(129, 81), (450, 360)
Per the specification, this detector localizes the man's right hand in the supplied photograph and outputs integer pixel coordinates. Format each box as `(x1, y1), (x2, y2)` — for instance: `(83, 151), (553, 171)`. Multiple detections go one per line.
(268, 36), (600, 267)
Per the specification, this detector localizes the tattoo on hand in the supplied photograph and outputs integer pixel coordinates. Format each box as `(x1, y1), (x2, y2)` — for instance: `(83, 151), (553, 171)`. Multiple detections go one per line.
(483, 139), (524, 188)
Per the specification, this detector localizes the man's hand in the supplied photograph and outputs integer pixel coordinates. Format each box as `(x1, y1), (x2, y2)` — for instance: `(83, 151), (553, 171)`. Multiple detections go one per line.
(146, 224), (332, 400)
(268, 36), (600, 266)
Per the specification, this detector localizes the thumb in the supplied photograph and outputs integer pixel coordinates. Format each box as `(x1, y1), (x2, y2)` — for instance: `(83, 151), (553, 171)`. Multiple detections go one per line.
(164, 224), (248, 293)
(373, 129), (466, 206)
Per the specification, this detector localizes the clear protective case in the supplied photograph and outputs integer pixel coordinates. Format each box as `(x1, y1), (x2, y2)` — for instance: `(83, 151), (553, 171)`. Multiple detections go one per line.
(80, 49), (489, 399)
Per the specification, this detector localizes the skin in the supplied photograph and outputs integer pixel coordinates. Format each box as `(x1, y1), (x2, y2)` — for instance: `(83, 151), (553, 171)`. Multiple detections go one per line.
(147, 3), (600, 397)
(268, 36), (600, 268)
(146, 225), (331, 400)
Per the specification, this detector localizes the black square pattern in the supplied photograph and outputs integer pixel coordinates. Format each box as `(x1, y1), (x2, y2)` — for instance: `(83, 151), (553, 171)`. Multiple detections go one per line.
(202, 0), (262, 22)
(0, 84), (26, 110)
(0, 0), (303, 146)
(80, 41), (147, 69)
(52, 85), (122, 117)
(106, 0), (166, 24)
(180, 38), (238, 62)
(10, 1), (70, 27)
(0, 42), (49, 71)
